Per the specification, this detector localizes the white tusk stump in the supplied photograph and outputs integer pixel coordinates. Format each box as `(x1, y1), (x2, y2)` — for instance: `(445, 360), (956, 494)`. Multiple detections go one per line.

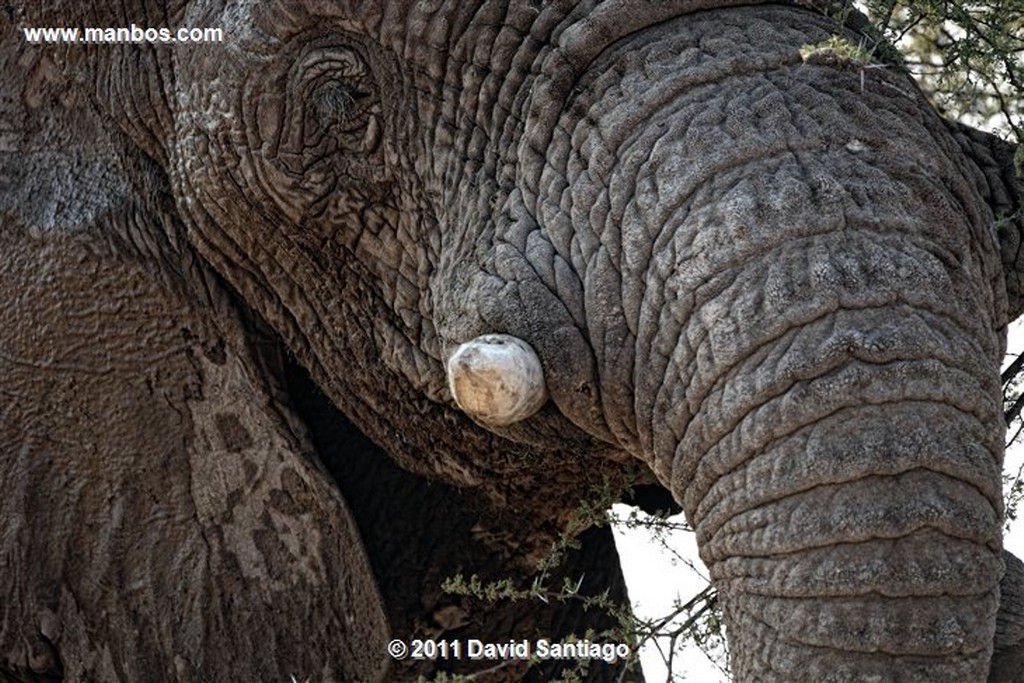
(446, 334), (548, 427)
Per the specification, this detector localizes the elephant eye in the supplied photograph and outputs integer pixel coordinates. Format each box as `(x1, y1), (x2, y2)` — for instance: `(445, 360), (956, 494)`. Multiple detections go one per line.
(281, 42), (383, 158)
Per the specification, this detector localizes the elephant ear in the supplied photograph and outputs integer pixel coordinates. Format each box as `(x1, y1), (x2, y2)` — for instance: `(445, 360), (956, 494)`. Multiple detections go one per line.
(990, 551), (1024, 682)
(0, 22), (389, 681)
(13, 1), (184, 164)
(945, 121), (1024, 322)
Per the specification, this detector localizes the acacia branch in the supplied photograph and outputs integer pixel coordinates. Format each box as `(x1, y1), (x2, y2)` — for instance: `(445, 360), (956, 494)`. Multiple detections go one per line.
(1003, 352), (1024, 386)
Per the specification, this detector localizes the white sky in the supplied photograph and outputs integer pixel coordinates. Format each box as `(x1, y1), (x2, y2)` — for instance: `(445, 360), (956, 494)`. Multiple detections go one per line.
(614, 321), (1024, 682)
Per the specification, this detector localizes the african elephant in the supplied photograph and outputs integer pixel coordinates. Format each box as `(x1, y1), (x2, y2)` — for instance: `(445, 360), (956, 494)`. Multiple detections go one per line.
(3, 0), (1024, 681)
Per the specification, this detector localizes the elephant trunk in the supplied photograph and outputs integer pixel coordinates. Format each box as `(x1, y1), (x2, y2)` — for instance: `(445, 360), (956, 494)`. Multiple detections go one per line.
(511, 6), (1008, 679)
(656, 173), (1004, 677)
(676, 321), (1003, 678)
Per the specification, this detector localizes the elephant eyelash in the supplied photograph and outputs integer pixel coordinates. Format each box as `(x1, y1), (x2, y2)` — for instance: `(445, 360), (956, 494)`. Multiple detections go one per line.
(309, 78), (374, 131)
(311, 80), (370, 122)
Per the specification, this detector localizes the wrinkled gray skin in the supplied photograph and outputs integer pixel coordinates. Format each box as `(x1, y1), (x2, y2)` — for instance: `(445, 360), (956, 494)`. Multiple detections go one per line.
(4, 0), (1024, 681)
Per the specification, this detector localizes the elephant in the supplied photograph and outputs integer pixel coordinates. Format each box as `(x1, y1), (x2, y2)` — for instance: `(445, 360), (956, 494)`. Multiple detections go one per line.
(3, 0), (1024, 681)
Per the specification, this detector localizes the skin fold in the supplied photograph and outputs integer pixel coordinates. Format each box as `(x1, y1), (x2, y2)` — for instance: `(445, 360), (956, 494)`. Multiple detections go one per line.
(3, 1), (1024, 681)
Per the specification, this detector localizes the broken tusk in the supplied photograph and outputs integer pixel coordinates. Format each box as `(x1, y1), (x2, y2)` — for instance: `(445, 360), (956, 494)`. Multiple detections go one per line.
(446, 334), (548, 427)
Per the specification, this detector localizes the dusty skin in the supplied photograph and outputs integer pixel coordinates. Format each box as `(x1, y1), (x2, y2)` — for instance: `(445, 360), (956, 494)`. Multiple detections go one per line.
(3, 1), (1024, 681)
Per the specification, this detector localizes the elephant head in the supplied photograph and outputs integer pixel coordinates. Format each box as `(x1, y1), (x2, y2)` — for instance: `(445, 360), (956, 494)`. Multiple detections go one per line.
(5, 0), (1024, 681)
